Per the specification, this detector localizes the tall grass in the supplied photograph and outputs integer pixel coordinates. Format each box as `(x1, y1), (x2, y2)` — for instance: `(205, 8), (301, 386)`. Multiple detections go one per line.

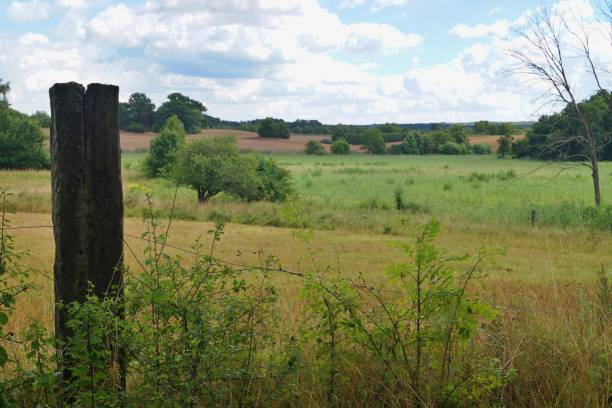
(2, 154), (611, 233)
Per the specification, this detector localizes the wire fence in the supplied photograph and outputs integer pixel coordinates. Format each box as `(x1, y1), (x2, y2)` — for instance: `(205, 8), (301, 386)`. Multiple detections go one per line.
(2, 219), (415, 297)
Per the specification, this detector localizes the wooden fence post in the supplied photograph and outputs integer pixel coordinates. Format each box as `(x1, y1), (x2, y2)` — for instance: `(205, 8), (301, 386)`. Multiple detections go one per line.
(50, 82), (124, 402)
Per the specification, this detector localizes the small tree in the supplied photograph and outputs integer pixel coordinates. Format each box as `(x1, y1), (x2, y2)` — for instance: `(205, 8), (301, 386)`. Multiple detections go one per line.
(258, 117), (290, 139)
(330, 139), (350, 155)
(144, 116), (186, 177)
(362, 129), (386, 154)
(253, 156), (293, 202)
(305, 140), (325, 155)
(175, 137), (258, 203)
(497, 135), (513, 158)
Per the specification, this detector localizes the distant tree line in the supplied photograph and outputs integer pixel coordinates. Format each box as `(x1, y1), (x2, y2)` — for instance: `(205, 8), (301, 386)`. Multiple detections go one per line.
(505, 90), (612, 161)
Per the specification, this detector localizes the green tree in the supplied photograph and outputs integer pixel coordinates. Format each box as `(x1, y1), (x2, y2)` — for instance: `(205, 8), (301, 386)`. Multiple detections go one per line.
(497, 135), (513, 158)
(362, 128), (386, 154)
(258, 117), (290, 139)
(496, 122), (516, 137)
(400, 131), (421, 154)
(175, 137), (258, 203)
(378, 123), (402, 133)
(154, 93), (207, 134)
(330, 139), (350, 155)
(0, 106), (49, 169)
(305, 140), (325, 155)
(128, 92), (156, 129)
(0, 79), (9, 107)
(472, 120), (490, 134)
(29, 111), (51, 128)
(144, 116), (186, 177)
(448, 124), (469, 144)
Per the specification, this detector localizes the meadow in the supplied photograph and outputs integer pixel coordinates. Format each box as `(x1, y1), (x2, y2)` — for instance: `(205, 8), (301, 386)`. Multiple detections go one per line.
(1, 152), (611, 406)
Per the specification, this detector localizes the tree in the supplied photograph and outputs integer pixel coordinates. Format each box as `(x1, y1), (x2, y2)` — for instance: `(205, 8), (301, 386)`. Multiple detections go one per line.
(330, 139), (350, 155)
(155, 93), (207, 134)
(508, 3), (611, 206)
(305, 140), (325, 155)
(0, 107), (49, 169)
(175, 137), (258, 203)
(144, 116), (186, 177)
(258, 117), (290, 139)
(448, 124), (469, 144)
(29, 111), (52, 128)
(128, 92), (156, 129)
(472, 120), (491, 134)
(0, 79), (9, 107)
(400, 131), (420, 154)
(119, 93), (156, 132)
(497, 135), (514, 158)
(362, 128), (386, 154)
(496, 122), (516, 137)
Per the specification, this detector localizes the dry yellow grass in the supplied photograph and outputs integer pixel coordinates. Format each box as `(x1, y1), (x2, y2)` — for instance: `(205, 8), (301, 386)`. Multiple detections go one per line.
(7, 211), (611, 334)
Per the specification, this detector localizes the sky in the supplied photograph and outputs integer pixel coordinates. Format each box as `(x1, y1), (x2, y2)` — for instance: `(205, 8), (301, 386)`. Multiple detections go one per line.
(0, 0), (610, 124)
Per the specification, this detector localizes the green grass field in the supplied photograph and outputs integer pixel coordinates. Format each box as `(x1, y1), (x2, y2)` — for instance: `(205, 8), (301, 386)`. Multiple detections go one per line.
(3, 153), (612, 233)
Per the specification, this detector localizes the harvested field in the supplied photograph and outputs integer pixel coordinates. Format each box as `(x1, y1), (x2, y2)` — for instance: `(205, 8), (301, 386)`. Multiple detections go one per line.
(470, 134), (525, 150)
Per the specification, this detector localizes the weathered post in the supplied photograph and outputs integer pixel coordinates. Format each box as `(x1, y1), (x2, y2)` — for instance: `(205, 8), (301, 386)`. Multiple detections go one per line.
(50, 82), (124, 402)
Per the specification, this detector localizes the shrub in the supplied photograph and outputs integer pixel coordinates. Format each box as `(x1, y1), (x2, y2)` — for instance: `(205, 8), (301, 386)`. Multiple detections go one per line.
(143, 115), (186, 177)
(305, 140), (325, 155)
(0, 107), (49, 169)
(124, 121), (147, 133)
(253, 156), (293, 202)
(330, 139), (350, 155)
(386, 144), (404, 155)
(258, 117), (290, 139)
(472, 143), (492, 155)
(439, 141), (469, 155)
(400, 132), (421, 154)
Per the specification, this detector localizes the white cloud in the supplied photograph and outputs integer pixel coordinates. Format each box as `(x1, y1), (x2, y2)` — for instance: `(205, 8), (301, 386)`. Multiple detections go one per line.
(339, 0), (365, 8)
(6, 0), (51, 21)
(19, 32), (49, 45)
(372, 0), (410, 11)
(488, 6), (503, 15)
(450, 20), (512, 38)
(57, 0), (89, 8)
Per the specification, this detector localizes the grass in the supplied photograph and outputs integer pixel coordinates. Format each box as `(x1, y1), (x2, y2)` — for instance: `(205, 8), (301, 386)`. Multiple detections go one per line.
(1, 152), (610, 406)
(2, 153), (612, 234)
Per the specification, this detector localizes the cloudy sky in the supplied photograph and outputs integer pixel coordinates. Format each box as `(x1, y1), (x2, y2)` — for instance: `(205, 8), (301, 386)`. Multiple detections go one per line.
(0, 0), (610, 124)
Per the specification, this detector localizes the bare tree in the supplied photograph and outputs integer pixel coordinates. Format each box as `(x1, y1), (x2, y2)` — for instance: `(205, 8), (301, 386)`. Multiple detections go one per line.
(508, 2), (611, 207)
